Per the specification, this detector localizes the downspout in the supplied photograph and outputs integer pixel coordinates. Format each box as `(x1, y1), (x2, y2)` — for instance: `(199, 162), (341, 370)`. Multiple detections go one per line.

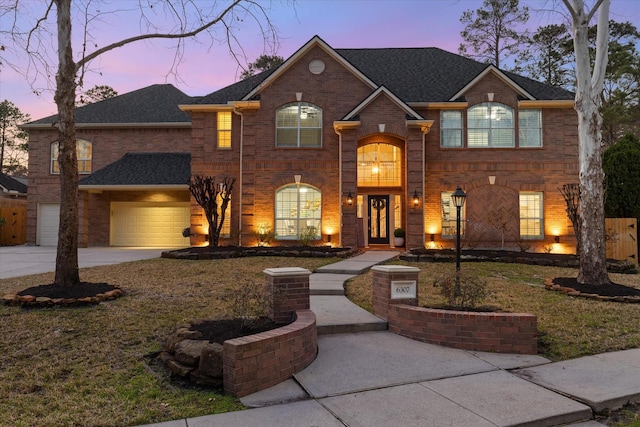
(233, 107), (244, 246)
(421, 129), (426, 249)
(334, 126), (343, 247)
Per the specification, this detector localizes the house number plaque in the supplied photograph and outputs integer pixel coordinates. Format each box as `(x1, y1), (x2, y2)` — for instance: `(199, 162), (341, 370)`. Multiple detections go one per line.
(391, 280), (416, 299)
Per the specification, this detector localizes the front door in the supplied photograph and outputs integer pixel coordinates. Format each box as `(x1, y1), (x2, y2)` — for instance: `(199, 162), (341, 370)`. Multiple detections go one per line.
(368, 195), (389, 244)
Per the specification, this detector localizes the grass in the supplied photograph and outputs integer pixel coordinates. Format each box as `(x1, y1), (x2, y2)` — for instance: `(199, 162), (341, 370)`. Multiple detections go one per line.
(1, 256), (639, 426)
(345, 260), (640, 361)
(0, 256), (337, 427)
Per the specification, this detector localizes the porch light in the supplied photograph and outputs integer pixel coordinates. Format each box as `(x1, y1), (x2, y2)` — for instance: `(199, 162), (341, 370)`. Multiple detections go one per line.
(452, 186), (466, 291)
(347, 190), (353, 206)
(413, 189), (420, 207)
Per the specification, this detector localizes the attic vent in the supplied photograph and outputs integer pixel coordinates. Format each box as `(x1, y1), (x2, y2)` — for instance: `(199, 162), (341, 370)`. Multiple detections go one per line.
(309, 59), (325, 75)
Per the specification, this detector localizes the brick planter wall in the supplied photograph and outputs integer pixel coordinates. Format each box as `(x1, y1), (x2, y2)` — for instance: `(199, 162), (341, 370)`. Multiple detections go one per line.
(387, 304), (538, 354)
(264, 267), (311, 324)
(223, 309), (317, 397)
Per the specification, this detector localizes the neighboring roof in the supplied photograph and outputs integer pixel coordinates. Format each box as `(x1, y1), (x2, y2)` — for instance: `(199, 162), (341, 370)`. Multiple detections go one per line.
(0, 172), (27, 194)
(198, 37), (574, 105)
(78, 152), (190, 188)
(26, 84), (195, 127)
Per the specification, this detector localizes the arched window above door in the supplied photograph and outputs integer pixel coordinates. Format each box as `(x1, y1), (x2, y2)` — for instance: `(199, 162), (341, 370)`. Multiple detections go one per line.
(357, 143), (401, 187)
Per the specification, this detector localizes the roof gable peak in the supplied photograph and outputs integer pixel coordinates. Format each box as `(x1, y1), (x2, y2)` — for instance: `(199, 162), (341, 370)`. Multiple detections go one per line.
(450, 65), (535, 101)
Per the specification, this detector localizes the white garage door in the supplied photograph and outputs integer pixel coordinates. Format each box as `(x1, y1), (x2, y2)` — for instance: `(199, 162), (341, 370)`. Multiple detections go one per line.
(111, 202), (191, 247)
(38, 203), (60, 246)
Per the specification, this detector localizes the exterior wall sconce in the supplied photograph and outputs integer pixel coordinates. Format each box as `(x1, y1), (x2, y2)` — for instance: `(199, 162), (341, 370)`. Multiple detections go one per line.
(346, 190), (353, 205)
(554, 235), (560, 243)
(413, 189), (420, 207)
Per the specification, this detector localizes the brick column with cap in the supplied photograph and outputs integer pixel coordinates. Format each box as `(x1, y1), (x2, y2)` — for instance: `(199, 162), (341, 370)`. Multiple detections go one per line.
(372, 265), (420, 320)
(263, 267), (311, 324)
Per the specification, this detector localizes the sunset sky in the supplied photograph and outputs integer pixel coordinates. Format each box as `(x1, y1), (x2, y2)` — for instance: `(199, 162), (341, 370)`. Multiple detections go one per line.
(2, 0), (639, 121)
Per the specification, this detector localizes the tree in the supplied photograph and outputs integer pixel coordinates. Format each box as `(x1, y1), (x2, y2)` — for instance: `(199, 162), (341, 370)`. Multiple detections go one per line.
(603, 133), (640, 219)
(77, 85), (118, 106)
(514, 24), (573, 87)
(559, 183), (582, 256)
(239, 54), (284, 80)
(4, 1), (276, 286)
(458, 0), (530, 69)
(189, 176), (235, 247)
(0, 100), (30, 175)
(562, 0), (610, 285)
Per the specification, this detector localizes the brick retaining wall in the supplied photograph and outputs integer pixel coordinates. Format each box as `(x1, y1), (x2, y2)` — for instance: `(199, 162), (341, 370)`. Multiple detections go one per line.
(222, 309), (317, 397)
(387, 304), (538, 354)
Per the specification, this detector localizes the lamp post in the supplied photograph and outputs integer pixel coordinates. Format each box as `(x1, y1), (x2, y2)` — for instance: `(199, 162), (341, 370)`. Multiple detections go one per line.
(452, 187), (467, 289)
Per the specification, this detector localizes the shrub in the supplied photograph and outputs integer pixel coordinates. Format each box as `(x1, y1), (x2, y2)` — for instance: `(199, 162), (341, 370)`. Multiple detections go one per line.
(394, 228), (405, 238)
(227, 279), (270, 331)
(298, 225), (320, 247)
(435, 273), (488, 309)
(253, 225), (275, 247)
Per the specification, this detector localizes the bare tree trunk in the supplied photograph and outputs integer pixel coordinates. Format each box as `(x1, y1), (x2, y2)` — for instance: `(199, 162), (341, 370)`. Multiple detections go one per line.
(565, 0), (610, 285)
(53, 0), (80, 285)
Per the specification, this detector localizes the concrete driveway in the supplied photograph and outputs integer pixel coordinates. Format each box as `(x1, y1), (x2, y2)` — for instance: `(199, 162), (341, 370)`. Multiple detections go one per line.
(0, 246), (177, 279)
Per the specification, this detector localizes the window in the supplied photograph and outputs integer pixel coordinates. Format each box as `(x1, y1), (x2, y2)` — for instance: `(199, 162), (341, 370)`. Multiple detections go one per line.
(276, 102), (322, 147)
(440, 110), (463, 147)
(275, 184), (321, 240)
(357, 143), (402, 187)
(467, 102), (514, 147)
(441, 191), (465, 238)
(51, 139), (92, 174)
(217, 111), (232, 149)
(519, 109), (542, 147)
(520, 192), (544, 239)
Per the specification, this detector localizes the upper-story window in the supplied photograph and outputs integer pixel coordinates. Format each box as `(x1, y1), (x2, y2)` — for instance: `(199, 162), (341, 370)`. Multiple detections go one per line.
(357, 143), (402, 187)
(217, 111), (232, 149)
(519, 109), (542, 147)
(276, 102), (322, 147)
(440, 110), (463, 147)
(467, 102), (514, 147)
(51, 139), (92, 174)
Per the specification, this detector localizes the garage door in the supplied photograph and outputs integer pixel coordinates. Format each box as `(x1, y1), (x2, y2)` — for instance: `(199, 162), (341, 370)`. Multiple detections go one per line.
(38, 203), (60, 246)
(110, 202), (191, 247)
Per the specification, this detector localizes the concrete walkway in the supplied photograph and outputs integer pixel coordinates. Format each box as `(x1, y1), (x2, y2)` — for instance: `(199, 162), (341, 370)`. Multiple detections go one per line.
(135, 250), (640, 427)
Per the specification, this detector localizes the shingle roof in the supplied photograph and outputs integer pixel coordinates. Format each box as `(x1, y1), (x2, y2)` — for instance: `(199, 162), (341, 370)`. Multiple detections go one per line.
(28, 84), (195, 125)
(197, 45), (574, 104)
(78, 152), (191, 186)
(0, 172), (27, 194)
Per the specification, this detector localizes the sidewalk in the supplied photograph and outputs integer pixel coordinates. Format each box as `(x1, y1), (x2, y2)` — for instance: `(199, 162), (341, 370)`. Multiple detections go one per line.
(140, 250), (640, 427)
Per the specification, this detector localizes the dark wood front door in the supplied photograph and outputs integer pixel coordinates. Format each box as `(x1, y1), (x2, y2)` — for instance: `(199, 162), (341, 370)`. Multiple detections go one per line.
(368, 195), (389, 244)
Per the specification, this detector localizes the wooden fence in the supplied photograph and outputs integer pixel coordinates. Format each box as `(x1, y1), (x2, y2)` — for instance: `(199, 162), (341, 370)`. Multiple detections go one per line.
(606, 218), (638, 264)
(0, 199), (27, 246)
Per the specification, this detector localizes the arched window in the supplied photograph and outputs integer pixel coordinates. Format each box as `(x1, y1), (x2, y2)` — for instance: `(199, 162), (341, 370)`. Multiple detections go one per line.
(276, 102), (322, 147)
(275, 184), (321, 240)
(467, 102), (514, 147)
(357, 143), (402, 187)
(51, 139), (92, 174)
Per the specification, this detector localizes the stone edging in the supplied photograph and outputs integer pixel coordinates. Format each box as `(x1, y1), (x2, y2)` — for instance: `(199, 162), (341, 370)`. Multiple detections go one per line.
(544, 278), (640, 303)
(387, 304), (538, 354)
(2, 288), (124, 307)
(161, 247), (357, 260)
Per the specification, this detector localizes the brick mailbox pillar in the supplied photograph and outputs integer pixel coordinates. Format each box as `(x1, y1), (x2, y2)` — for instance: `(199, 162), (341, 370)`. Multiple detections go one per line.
(264, 267), (312, 324)
(372, 265), (420, 320)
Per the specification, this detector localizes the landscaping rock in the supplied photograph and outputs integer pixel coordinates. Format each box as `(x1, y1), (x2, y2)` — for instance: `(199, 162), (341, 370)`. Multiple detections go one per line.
(164, 328), (203, 352)
(166, 359), (194, 377)
(190, 369), (224, 388)
(174, 339), (209, 366)
(199, 343), (224, 377)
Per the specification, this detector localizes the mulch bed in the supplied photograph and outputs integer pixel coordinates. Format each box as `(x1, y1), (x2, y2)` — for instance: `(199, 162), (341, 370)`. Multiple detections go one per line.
(551, 277), (640, 297)
(3, 282), (123, 307)
(189, 317), (284, 344)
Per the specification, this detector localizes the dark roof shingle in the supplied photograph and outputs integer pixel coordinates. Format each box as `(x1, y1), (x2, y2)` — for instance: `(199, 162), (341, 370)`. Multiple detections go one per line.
(78, 152), (191, 186)
(0, 173), (27, 194)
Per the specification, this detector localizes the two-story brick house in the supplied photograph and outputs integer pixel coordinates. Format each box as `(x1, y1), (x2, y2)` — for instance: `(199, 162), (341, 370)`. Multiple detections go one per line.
(23, 36), (578, 252)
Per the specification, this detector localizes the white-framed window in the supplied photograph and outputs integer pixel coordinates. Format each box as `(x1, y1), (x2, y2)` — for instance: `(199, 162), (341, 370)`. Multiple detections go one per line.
(275, 184), (321, 240)
(51, 139), (92, 174)
(276, 102), (322, 147)
(440, 110), (463, 147)
(217, 111), (232, 149)
(357, 143), (402, 187)
(519, 192), (544, 239)
(467, 102), (514, 147)
(519, 109), (542, 147)
(441, 191), (465, 238)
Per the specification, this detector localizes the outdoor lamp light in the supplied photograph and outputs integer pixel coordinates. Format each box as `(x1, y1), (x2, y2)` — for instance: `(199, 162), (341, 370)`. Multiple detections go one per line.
(413, 189), (420, 207)
(452, 186), (467, 288)
(452, 187), (467, 209)
(347, 190), (353, 205)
